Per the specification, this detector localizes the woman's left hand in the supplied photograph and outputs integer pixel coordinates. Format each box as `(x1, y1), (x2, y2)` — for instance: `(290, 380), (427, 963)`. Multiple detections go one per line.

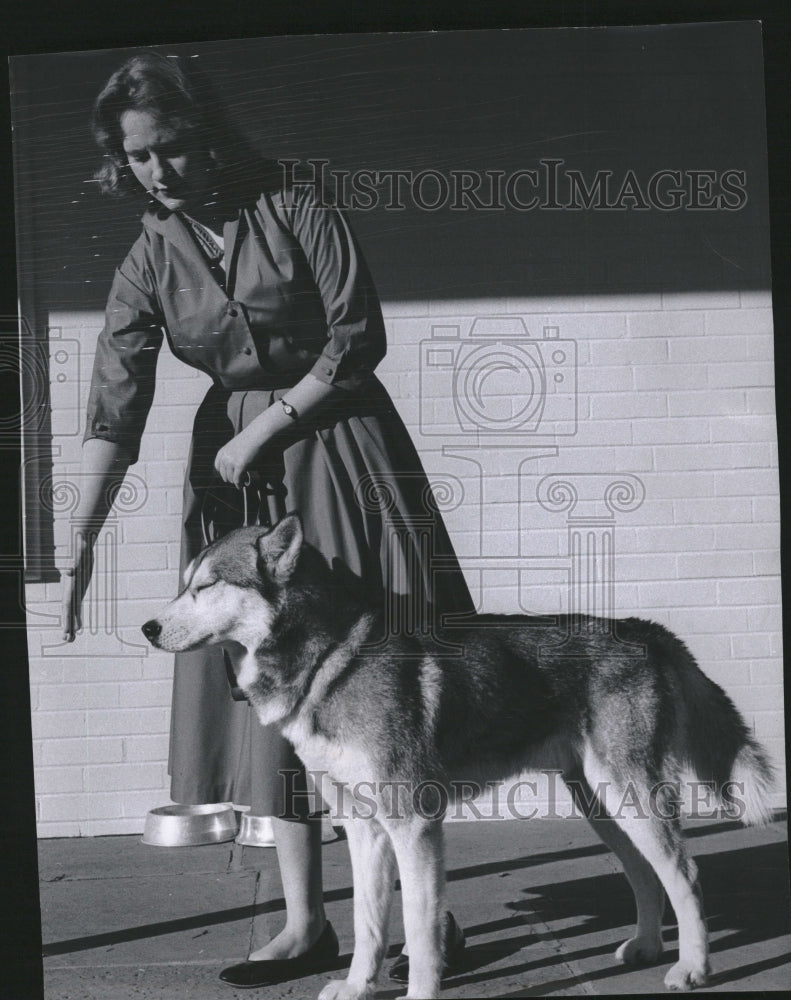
(214, 428), (266, 488)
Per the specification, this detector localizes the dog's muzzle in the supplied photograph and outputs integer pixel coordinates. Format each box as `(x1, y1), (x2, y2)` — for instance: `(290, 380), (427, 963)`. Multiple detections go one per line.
(142, 619), (162, 643)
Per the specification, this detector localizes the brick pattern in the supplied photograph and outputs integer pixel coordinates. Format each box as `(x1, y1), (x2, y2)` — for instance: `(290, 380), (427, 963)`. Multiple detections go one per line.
(27, 292), (784, 836)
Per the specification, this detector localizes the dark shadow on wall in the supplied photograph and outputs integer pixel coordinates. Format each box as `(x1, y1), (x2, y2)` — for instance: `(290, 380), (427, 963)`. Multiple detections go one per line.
(10, 22), (771, 314)
(8, 23), (773, 575)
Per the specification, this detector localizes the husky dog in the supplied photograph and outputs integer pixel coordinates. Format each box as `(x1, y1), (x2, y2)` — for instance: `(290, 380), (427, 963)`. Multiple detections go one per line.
(143, 514), (773, 998)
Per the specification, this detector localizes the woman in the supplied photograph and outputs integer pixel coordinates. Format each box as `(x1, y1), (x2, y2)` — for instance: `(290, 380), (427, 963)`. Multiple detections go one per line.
(62, 51), (471, 987)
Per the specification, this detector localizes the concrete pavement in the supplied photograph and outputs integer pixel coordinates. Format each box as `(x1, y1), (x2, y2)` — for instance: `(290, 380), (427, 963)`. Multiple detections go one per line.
(39, 814), (790, 998)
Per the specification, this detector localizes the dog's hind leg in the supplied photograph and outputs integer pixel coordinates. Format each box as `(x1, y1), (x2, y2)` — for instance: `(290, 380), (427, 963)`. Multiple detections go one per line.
(581, 749), (709, 991)
(565, 767), (665, 967)
(319, 818), (396, 1000)
(389, 818), (445, 999)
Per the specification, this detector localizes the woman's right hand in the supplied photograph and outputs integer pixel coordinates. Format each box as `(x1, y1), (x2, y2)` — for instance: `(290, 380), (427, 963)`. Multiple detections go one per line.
(60, 439), (134, 642)
(62, 535), (96, 642)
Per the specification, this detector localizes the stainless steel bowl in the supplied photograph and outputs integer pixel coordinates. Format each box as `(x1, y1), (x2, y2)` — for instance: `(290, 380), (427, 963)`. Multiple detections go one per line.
(142, 803), (238, 847)
(235, 812), (277, 847)
(236, 812), (343, 847)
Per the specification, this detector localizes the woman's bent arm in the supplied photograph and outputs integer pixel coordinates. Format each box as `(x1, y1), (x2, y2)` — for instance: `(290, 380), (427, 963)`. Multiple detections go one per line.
(213, 372), (344, 487)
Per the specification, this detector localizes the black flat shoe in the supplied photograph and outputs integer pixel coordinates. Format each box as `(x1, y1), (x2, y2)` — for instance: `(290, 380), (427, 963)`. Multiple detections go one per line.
(389, 911), (466, 984)
(219, 921), (340, 988)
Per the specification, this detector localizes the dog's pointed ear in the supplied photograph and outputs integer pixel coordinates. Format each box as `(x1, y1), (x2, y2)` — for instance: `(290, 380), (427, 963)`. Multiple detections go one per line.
(257, 513), (303, 582)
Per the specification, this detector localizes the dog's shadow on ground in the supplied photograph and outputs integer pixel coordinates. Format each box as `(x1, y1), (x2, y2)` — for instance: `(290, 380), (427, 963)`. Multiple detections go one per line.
(41, 824), (789, 996)
(376, 836), (790, 997)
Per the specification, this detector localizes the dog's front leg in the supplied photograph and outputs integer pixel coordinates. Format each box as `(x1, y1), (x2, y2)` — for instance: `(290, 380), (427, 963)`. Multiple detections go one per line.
(390, 819), (445, 1000)
(319, 817), (395, 1000)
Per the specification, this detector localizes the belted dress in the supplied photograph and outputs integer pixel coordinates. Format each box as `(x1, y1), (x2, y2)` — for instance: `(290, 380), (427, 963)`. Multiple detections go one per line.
(84, 163), (474, 817)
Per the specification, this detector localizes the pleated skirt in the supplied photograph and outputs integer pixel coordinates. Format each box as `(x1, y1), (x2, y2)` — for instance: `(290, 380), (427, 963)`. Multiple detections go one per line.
(168, 376), (474, 816)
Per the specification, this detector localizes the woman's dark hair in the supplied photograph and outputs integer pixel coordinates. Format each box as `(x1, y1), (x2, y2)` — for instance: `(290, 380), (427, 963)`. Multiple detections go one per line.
(92, 51), (255, 196)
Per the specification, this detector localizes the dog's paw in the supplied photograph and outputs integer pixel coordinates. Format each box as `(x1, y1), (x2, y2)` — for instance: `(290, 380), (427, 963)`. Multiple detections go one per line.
(663, 959), (709, 991)
(615, 935), (663, 966)
(318, 978), (371, 1000)
(403, 978), (441, 999)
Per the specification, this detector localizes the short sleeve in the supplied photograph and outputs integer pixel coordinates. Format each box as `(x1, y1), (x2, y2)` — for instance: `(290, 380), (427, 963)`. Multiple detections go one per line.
(286, 184), (386, 390)
(83, 233), (164, 464)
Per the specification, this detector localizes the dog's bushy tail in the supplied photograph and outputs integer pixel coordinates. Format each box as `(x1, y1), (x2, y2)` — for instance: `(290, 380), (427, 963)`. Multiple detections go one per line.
(676, 642), (774, 826)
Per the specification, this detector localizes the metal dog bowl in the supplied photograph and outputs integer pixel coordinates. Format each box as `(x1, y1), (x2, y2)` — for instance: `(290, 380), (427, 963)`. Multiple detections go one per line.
(235, 813), (277, 847)
(236, 812), (344, 847)
(142, 804), (238, 847)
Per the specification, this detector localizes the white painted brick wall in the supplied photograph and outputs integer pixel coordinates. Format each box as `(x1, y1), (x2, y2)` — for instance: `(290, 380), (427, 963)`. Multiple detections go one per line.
(26, 289), (785, 836)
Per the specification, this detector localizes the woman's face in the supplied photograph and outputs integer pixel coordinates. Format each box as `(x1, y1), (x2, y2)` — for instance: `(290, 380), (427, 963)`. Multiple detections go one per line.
(120, 108), (214, 213)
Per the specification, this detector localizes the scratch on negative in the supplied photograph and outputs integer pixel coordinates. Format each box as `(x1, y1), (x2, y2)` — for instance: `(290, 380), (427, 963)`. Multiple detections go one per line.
(703, 235), (744, 271)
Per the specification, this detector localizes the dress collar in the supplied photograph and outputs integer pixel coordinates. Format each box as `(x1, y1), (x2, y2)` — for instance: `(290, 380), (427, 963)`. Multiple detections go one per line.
(138, 159), (282, 290)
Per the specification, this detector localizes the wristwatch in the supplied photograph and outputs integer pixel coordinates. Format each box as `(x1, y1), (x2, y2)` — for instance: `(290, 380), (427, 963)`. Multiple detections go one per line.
(280, 398), (299, 421)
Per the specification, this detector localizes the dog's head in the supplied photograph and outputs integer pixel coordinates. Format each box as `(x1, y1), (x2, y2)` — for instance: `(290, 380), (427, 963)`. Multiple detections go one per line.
(141, 513), (306, 654)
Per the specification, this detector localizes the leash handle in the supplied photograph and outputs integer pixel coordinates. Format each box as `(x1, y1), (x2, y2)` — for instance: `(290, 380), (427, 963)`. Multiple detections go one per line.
(242, 470), (264, 489)
(200, 476), (264, 545)
(201, 469), (284, 546)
